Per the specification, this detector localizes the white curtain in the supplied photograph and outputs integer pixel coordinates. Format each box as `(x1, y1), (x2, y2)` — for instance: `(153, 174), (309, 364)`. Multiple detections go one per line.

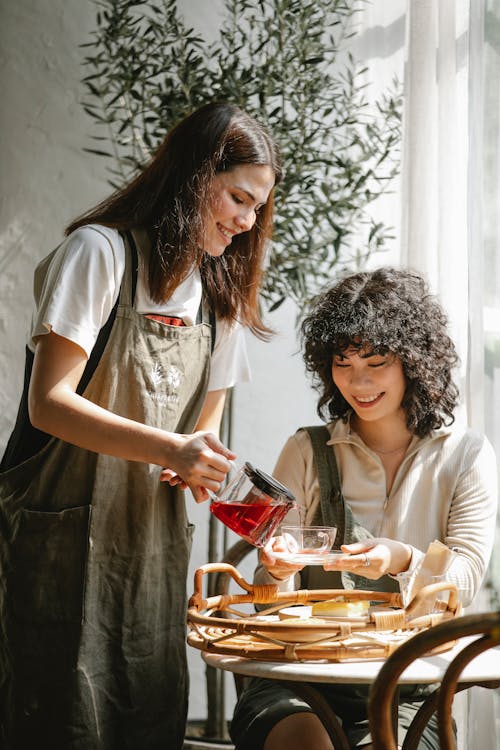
(401, 0), (471, 410)
(401, 2), (499, 748)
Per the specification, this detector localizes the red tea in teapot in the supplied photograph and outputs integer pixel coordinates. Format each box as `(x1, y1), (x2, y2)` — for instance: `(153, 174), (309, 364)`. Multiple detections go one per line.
(209, 462), (297, 548)
(210, 499), (291, 548)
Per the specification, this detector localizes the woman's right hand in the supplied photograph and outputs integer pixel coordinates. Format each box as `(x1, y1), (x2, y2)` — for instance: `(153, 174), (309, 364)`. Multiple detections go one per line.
(161, 431), (236, 503)
(260, 535), (304, 581)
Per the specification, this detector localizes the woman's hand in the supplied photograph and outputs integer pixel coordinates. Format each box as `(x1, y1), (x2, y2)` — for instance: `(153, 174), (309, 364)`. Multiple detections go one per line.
(259, 535), (304, 581)
(160, 431), (236, 503)
(323, 538), (412, 579)
(159, 469), (187, 488)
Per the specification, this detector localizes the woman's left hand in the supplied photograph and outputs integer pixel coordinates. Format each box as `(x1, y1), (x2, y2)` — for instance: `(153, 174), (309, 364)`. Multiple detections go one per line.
(259, 535), (304, 581)
(323, 538), (412, 579)
(159, 468), (187, 488)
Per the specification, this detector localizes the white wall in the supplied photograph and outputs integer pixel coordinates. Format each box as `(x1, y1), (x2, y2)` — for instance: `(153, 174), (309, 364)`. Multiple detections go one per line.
(0, 0), (405, 726)
(0, 0), (108, 440)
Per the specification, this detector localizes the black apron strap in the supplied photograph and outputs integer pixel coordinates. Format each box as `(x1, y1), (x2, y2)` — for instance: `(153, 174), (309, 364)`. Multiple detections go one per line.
(120, 229), (139, 307)
(0, 232), (138, 471)
(0, 348), (44, 470)
(208, 304), (216, 354)
(76, 230), (138, 395)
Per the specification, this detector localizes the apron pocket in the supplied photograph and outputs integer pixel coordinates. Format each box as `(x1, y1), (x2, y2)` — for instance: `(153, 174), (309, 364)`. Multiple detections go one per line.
(11, 504), (91, 624)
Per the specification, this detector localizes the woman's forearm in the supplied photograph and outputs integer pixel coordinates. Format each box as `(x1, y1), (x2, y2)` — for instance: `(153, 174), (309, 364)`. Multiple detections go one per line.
(28, 332), (234, 497)
(30, 383), (182, 466)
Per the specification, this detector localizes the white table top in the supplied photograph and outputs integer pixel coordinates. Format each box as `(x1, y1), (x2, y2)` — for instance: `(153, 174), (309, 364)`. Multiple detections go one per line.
(202, 637), (500, 686)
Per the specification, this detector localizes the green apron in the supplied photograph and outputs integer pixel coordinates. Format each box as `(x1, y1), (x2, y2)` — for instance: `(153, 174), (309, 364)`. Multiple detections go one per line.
(297, 425), (398, 595)
(0, 229), (212, 749)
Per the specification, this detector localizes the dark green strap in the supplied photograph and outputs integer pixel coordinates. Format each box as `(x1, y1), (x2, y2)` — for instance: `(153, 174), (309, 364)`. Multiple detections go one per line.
(298, 425), (397, 593)
(300, 426), (345, 548)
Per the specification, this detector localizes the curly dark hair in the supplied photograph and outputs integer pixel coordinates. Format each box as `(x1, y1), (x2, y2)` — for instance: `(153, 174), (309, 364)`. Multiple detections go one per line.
(301, 267), (460, 437)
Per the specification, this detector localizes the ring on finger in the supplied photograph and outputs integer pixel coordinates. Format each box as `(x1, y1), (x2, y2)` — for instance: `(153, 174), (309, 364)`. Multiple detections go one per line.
(363, 553), (371, 567)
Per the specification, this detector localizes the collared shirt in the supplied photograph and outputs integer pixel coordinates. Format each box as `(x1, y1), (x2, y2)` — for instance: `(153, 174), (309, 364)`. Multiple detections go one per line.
(256, 418), (498, 599)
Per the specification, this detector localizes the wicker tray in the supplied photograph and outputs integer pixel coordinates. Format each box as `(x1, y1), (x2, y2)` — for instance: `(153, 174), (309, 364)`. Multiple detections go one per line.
(187, 563), (461, 662)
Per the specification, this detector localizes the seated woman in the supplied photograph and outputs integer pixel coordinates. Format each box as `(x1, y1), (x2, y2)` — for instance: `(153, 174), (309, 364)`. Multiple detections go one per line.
(230, 267), (498, 750)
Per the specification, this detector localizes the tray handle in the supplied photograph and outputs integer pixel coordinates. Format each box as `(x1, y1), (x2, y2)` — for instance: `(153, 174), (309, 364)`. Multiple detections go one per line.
(189, 562), (279, 610)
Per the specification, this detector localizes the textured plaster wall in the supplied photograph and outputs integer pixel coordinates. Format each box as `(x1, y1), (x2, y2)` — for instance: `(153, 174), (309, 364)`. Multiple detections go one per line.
(0, 0), (107, 440)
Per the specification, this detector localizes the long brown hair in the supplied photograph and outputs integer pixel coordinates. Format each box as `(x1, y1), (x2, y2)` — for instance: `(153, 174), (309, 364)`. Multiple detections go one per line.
(66, 102), (282, 337)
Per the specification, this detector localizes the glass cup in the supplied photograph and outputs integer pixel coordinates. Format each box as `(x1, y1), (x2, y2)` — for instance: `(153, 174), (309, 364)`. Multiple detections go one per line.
(397, 570), (418, 609)
(279, 525), (337, 556)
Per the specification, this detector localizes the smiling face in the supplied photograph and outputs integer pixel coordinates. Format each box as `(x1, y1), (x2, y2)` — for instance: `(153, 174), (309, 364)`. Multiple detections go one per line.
(331, 348), (407, 427)
(201, 163), (275, 257)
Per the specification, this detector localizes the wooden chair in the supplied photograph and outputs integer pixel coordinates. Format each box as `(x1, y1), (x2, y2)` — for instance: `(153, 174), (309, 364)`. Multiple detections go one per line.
(368, 611), (500, 750)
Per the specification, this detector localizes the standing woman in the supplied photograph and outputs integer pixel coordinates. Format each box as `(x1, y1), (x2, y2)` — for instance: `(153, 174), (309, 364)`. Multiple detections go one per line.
(0, 102), (281, 750)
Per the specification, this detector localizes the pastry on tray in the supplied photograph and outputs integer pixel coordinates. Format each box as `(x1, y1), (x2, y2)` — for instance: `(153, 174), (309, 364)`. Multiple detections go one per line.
(311, 597), (370, 618)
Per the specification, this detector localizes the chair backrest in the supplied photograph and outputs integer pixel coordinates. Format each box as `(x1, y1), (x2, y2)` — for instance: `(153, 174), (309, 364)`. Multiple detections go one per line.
(368, 611), (500, 750)
(212, 539), (255, 597)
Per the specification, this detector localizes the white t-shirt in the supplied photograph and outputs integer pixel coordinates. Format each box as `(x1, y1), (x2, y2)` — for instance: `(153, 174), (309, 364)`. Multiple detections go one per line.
(29, 224), (251, 392)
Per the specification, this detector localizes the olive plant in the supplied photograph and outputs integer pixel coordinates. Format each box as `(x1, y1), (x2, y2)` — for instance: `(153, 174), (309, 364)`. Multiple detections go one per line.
(81, 0), (402, 312)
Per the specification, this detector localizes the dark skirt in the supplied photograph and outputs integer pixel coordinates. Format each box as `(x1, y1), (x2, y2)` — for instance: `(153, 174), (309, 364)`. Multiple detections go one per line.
(230, 677), (446, 750)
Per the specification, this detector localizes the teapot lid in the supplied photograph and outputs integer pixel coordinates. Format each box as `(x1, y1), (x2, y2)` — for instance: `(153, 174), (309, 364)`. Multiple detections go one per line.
(243, 462), (296, 503)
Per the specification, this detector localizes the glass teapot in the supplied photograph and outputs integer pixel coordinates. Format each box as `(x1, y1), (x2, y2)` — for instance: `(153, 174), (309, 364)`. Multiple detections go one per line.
(209, 462), (297, 547)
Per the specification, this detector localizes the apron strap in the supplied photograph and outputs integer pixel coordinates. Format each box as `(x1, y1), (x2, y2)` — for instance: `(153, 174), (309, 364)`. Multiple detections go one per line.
(120, 229), (139, 307)
(301, 425), (345, 545)
(80, 231), (138, 395)
(0, 347), (44, 470)
(0, 233), (138, 471)
(298, 425), (396, 593)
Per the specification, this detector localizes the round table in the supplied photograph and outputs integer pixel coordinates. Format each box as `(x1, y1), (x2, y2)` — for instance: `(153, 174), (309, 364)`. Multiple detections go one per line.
(202, 638), (500, 749)
(202, 637), (500, 684)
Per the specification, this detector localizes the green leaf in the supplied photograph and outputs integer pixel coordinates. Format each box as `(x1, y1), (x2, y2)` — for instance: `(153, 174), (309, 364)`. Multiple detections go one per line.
(83, 147), (114, 157)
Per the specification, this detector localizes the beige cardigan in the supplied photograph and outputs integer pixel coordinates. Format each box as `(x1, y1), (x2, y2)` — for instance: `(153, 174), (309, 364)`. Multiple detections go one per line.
(255, 420), (498, 603)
